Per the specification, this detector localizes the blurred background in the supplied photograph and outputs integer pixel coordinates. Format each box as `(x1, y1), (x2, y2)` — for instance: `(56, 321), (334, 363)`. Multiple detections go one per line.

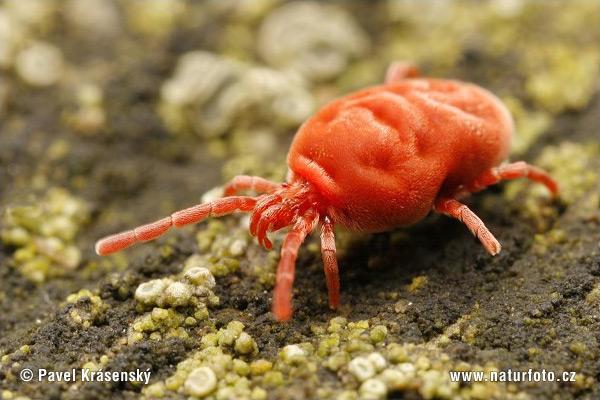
(0, 1), (599, 399)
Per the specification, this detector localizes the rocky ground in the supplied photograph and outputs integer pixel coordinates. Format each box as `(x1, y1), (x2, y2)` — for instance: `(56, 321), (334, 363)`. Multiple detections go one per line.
(0, 1), (599, 399)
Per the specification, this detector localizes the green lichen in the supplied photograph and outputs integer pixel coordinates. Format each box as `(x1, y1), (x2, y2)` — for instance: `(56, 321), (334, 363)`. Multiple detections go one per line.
(534, 142), (599, 207)
(158, 50), (314, 147)
(65, 289), (108, 328)
(1, 188), (90, 283)
(503, 96), (552, 155)
(369, 325), (388, 345)
(386, 0), (599, 119)
(523, 44), (599, 114)
(124, 0), (185, 39)
(128, 264), (219, 344)
(191, 212), (281, 286)
(279, 344), (307, 365)
(532, 229), (569, 255)
(569, 341), (588, 356)
(151, 314), (526, 400)
(585, 284), (600, 305)
(406, 275), (428, 293)
(257, 1), (369, 82)
(63, 83), (106, 135)
(184, 366), (217, 397)
(505, 142), (599, 229)
(235, 332), (259, 356)
(250, 359), (273, 376)
(386, 1), (504, 75)
(142, 322), (262, 399)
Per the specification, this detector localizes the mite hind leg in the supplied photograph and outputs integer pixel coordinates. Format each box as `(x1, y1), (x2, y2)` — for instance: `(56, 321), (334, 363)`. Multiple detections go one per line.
(320, 217), (340, 310)
(433, 197), (501, 256)
(434, 162), (558, 256)
(384, 61), (421, 83)
(452, 161), (559, 199)
(223, 175), (280, 196)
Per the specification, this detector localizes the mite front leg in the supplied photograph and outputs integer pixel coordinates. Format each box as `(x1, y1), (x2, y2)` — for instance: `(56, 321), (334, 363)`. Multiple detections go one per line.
(434, 198), (501, 256)
(95, 196), (257, 255)
(384, 61), (421, 83)
(452, 161), (559, 199)
(272, 209), (319, 321)
(320, 217), (340, 310)
(223, 175), (280, 196)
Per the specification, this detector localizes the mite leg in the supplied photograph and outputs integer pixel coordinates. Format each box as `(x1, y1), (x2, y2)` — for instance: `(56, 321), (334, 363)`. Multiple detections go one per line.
(433, 198), (501, 256)
(250, 194), (283, 238)
(95, 196), (257, 256)
(320, 217), (340, 310)
(223, 175), (280, 196)
(384, 61), (421, 83)
(272, 210), (319, 321)
(453, 161), (559, 198)
(254, 203), (283, 250)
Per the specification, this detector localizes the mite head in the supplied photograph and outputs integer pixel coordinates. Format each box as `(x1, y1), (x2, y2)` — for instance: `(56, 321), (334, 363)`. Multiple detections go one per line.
(247, 181), (324, 250)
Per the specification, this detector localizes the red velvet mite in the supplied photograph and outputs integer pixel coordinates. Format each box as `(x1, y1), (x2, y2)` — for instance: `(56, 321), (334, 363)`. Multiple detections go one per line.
(95, 62), (559, 321)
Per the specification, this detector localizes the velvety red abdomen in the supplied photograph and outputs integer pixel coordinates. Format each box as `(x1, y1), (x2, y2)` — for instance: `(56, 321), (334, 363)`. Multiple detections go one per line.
(287, 79), (513, 232)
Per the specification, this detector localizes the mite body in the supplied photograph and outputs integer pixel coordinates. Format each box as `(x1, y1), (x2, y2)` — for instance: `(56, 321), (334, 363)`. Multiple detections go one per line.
(289, 76), (514, 232)
(96, 62), (558, 321)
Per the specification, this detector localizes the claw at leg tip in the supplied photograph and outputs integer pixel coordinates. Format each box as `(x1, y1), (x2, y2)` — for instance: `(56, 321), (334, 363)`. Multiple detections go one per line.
(491, 243), (501, 256)
(273, 307), (292, 322)
(94, 240), (105, 256)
